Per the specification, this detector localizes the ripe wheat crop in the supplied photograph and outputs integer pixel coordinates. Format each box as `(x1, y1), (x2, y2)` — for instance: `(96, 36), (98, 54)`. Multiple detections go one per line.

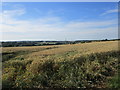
(2, 40), (120, 88)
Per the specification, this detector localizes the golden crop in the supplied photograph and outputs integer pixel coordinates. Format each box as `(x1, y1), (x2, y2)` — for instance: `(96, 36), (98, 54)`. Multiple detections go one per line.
(2, 40), (119, 88)
(3, 41), (118, 61)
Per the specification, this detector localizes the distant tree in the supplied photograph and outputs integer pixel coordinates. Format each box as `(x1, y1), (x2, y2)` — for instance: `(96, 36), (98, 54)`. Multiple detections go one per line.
(105, 39), (108, 41)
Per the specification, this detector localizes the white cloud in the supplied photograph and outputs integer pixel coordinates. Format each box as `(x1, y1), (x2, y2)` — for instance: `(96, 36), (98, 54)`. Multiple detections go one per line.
(3, 9), (25, 17)
(101, 9), (118, 16)
(0, 8), (118, 41)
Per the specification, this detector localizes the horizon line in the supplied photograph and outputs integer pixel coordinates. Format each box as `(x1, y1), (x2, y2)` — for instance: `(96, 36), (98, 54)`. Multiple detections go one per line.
(0, 38), (119, 42)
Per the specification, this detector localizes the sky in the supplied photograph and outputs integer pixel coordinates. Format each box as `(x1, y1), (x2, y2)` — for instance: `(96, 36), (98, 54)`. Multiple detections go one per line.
(0, 2), (118, 41)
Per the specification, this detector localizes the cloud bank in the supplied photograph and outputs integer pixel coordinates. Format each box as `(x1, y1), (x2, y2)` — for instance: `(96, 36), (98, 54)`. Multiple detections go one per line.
(1, 8), (118, 41)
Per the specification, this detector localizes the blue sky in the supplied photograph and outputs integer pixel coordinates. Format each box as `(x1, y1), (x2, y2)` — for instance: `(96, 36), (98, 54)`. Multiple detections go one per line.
(1, 2), (118, 41)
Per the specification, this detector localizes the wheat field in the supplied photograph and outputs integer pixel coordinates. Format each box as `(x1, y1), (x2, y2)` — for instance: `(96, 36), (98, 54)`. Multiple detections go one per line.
(2, 40), (120, 88)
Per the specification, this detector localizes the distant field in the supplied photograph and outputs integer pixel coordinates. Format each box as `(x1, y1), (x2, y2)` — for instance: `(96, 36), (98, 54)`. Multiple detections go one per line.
(2, 41), (120, 88)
